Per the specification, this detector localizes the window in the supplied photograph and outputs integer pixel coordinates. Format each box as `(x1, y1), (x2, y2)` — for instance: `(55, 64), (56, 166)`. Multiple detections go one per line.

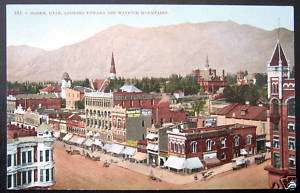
(288, 137), (295, 150)
(16, 172), (21, 186)
(40, 169), (44, 182)
(206, 139), (213, 151)
(46, 169), (50, 182)
(28, 170), (32, 184)
(22, 171), (26, 184)
(273, 123), (279, 131)
(51, 168), (54, 181)
(142, 120), (145, 127)
(220, 152), (226, 160)
(272, 152), (281, 168)
(46, 150), (50, 162)
(14, 154), (16, 166)
(178, 144), (182, 153)
(288, 156), (296, 169)
(7, 175), (12, 188)
(28, 151), (32, 163)
(288, 123), (295, 132)
(40, 151), (43, 162)
(220, 138), (226, 148)
(246, 135), (252, 145)
(170, 142), (174, 152)
(273, 136), (280, 148)
(234, 136), (240, 147)
(287, 98), (295, 117)
(13, 173), (17, 187)
(7, 154), (11, 167)
(22, 152), (26, 164)
(191, 141), (197, 153)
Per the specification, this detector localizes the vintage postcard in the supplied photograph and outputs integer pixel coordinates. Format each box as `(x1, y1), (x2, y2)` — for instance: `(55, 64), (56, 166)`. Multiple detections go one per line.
(4, 2), (296, 190)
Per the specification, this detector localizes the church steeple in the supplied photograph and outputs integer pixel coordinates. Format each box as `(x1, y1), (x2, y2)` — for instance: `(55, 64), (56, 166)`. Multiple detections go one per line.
(205, 54), (210, 69)
(110, 52), (117, 80)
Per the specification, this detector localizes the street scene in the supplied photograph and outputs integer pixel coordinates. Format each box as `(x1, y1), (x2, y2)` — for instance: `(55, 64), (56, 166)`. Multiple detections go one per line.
(6, 4), (295, 190)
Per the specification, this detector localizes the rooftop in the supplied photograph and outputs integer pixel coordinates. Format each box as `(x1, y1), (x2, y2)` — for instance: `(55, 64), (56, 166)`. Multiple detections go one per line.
(15, 93), (59, 99)
(120, 84), (142, 93)
(7, 124), (37, 140)
(212, 103), (267, 121)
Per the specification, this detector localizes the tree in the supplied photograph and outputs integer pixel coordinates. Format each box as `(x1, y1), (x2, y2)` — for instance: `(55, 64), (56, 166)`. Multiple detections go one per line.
(75, 100), (85, 109)
(192, 99), (206, 116)
(255, 73), (267, 88)
(226, 73), (237, 85)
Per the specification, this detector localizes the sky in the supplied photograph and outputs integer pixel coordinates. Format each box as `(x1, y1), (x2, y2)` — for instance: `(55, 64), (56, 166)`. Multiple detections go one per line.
(6, 4), (294, 51)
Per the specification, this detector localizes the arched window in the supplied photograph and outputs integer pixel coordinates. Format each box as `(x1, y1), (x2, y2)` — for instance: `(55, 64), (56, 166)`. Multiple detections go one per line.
(271, 99), (280, 131)
(206, 139), (213, 151)
(234, 136), (240, 147)
(287, 98), (295, 117)
(220, 138), (226, 148)
(191, 141), (197, 153)
(246, 135), (252, 145)
(178, 144), (181, 153)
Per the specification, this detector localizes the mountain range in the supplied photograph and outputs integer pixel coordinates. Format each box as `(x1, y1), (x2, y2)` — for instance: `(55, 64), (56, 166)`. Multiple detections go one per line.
(7, 21), (294, 82)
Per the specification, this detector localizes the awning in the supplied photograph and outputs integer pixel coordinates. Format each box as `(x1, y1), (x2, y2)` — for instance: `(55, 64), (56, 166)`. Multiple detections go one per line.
(84, 138), (93, 147)
(146, 133), (158, 140)
(103, 143), (113, 151)
(93, 139), (103, 147)
(204, 157), (221, 166)
(53, 131), (60, 138)
(184, 157), (204, 170)
(108, 144), (125, 154)
(132, 152), (147, 161)
(266, 142), (271, 148)
(164, 155), (186, 170)
(69, 135), (85, 145)
(121, 147), (136, 156)
(146, 144), (159, 151)
(63, 133), (73, 142)
(240, 148), (248, 155)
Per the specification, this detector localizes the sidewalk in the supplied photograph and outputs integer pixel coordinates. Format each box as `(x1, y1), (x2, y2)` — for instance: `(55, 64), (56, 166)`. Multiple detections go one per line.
(62, 142), (266, 185)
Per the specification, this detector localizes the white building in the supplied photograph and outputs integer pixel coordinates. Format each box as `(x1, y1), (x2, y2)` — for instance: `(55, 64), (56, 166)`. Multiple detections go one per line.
(61, 72), (72, 99)
(7, 123), (55, 190)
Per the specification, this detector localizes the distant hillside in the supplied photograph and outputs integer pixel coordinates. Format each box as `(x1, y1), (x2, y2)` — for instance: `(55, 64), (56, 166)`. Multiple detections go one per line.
(7, 21), (294, 82)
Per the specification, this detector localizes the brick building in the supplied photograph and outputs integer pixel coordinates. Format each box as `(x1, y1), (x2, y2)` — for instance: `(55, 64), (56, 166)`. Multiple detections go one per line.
(165, 123), (256, 170)
(192, 55), (226, 93)
(66, 114), (86, 137)
(212, 102), (269, 153)
(264, 40), (296, 188)
(15, 93), (61, 111)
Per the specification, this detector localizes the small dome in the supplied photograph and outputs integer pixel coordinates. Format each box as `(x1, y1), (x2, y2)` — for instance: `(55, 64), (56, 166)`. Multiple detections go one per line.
(62, 72), (71, 81)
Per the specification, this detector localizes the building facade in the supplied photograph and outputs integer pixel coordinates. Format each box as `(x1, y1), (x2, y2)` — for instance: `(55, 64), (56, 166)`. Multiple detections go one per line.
(65, 86), (93, 110)
(61, 72), (72, 99)
(264, 41), (296, 189)
(15, 93), (61, 111)
(7, 123), (55, 190)
(167, 123), (256, 167)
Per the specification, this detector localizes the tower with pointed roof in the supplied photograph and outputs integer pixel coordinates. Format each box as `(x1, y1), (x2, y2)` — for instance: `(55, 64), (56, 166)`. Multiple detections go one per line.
(110, 52), (117, 80)
(267, 40), (290, 99)
(265, 37), (295, 188)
